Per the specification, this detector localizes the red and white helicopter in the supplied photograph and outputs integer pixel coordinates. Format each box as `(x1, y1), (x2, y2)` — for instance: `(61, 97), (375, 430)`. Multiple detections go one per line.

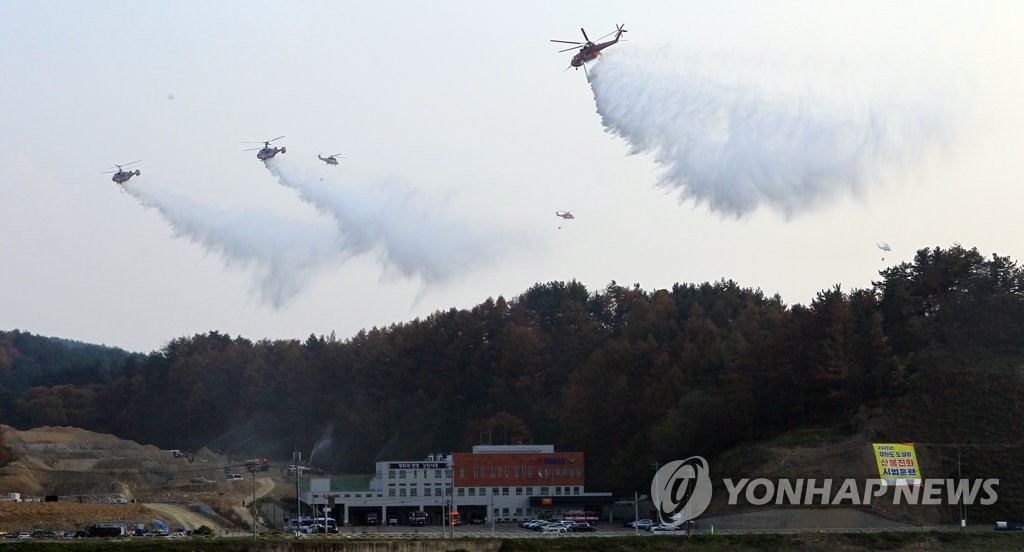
(551, 24), (626, 79)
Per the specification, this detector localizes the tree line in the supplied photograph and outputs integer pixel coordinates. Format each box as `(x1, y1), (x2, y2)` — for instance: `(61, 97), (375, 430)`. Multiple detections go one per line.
(2, 244), (1023, 501)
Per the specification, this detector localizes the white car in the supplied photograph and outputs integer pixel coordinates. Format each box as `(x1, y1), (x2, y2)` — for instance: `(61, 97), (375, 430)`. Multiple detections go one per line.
(650, 523), (681, 532)
(541, 525), (567, 533)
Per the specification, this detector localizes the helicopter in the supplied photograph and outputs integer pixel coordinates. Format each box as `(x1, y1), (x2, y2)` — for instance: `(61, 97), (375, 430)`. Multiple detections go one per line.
(551, 24), (627, 72)
(102, 161), (141, 186)
(243, 136), (287, 161)
(318, 153), (345, 166)
(555, 210), (575, 220)
(876, 242), (892, 261)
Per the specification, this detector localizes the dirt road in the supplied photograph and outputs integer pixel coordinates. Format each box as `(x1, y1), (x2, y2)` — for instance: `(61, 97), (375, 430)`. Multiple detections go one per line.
(144, 502), (229, 532)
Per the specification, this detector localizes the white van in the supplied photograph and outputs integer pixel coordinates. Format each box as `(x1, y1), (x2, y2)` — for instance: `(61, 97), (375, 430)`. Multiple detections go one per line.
(226, 474), (244, 481)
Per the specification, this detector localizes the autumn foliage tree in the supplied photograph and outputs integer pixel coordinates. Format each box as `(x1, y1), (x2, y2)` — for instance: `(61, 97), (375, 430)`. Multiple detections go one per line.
(2, 244), (1023, 501)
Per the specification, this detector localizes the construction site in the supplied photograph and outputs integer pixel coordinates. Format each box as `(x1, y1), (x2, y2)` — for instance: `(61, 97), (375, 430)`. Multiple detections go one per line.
(0, 424), (298, 536)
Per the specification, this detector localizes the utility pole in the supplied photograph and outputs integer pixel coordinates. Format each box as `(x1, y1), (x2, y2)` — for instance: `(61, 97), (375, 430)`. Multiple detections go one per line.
(251, 468), (257, 541)
(634, 491), (639, 534)
(651, 462), (661, 524)
(958, 452), (966, 531)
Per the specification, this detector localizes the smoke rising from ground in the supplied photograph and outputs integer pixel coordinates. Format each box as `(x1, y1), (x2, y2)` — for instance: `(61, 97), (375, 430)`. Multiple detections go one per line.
(590, 49), (956, 218)
(124, 181), (342, 306)
(266, 158), (503, 284)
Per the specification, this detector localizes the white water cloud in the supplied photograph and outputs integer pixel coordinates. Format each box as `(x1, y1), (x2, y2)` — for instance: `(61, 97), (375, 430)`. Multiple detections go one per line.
(124, 180), (342, 306)
(590, 48), (958, 218)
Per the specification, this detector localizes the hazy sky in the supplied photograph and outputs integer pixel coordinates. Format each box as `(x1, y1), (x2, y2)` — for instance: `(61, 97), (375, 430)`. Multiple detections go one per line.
(3, 1), (1022, 353)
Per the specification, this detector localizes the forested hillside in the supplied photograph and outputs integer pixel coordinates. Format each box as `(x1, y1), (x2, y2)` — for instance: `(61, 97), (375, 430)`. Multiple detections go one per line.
(2, 245), (1023, 513)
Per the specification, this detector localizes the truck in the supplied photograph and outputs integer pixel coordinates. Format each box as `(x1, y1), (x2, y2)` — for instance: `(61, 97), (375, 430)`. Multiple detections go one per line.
(245, 458), (270, 471)
(409, 511), (428, 526)
(365, 512), (379, 526)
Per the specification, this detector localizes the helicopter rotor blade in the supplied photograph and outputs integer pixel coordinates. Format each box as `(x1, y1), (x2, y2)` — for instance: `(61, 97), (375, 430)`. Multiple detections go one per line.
(243, 147), (262, 152)
(268, 135), (285, 142)
(558, 46), (581, 53)
(580, 28), (590, 42)
(551, 39), (583, 45)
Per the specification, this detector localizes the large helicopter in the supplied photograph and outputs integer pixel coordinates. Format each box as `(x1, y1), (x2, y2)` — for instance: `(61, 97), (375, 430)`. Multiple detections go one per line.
(103, 161), (141, 186)
(555, 210), (575, 220)
(243, 136), (287, 161)
(551, 24), (627, 73)
(318, 153), (345, 166)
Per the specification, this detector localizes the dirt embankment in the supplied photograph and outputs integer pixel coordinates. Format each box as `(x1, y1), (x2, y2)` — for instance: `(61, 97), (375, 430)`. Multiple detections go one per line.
(0, 425), (289, 534)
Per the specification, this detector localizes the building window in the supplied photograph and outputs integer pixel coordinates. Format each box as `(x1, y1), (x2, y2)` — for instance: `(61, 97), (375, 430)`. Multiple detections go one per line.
(515, 508), (523, 516)
(459, 466), (465, 478)
(388, 470), (396, 479)
(388, 489), (396, 497)
(528, 466), (534, 477)
(515, 466), (520, 478)
(555, 487), (562, 495)
(502, 488), (509, 496)
(541, 487), (549, 494)
(502, 508), (510, 516)
(569, 468), (575, 477)
(399, 470), (407, 479)
(515, 487), (523, 496)
(525, 487), (534, 496)
(424, 488), (432, 497)
(400, 488), (407, 497)
(411, 488), (418, 497)
(473, 466), (479, 478)
(492, 487), (499, 496)
(479, 487), (487, 496)
(493, 508), (499, 517)
(491, 466), (496, 477)
(469, 488), (476, 496)
(457, 488), (465, 496)
(435, 470), (442, 478)
(573, 487), (580, 495)
(564, 487), (570, 495)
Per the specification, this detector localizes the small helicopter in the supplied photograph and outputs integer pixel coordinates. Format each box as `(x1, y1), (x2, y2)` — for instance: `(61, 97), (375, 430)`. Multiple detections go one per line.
(876, 242), (892, 261)
(555, 210), (575, 229)
(551, 24), (627, 73)
(102, 161), (141, 186)
(318, 153), (345, 166)
(243, 136), (287, 161)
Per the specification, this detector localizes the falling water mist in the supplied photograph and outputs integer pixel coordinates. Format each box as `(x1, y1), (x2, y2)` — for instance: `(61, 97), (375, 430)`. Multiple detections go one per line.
(589, 48), (958, 218)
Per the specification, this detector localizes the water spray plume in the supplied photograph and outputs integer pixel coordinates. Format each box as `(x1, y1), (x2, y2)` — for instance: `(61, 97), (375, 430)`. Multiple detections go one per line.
(123, 180), (342, 306)
(589, 49), (955, 218)
(266, 158), (501, 284)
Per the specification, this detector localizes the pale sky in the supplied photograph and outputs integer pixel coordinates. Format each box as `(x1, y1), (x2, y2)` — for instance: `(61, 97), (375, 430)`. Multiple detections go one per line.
(2, 1), (1022, 353)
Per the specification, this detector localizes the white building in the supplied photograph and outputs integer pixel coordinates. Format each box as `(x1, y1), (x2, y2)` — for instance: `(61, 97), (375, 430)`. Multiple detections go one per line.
(303, 446), (612, 526)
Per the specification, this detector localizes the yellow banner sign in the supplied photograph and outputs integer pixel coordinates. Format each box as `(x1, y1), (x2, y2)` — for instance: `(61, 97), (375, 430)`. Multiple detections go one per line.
(873, 443), (921, 486)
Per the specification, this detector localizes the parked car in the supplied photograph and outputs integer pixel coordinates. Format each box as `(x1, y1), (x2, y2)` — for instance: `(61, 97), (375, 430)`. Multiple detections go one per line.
(651, 523), (681, 532)
(17, 532), (31, 539)
(627, 519), (654, 529)
(541, 525), (567, 533)
(226, 473), (244, 481)
(569, 523), (596, 532)
(995, 521), (1024, 531)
